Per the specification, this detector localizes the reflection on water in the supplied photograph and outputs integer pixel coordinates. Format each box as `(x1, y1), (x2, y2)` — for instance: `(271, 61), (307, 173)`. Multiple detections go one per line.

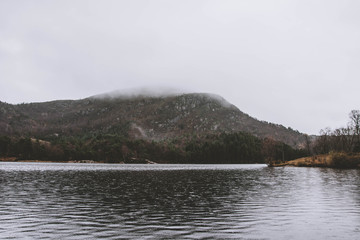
(0, 162), (360, 239)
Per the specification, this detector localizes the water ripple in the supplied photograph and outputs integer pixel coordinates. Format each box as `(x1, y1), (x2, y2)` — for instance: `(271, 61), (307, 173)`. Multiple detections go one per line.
(1, 162), (360, 239)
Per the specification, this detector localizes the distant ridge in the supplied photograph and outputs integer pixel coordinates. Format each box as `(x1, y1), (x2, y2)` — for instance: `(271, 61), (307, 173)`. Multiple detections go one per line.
(0, 92), (306, 148)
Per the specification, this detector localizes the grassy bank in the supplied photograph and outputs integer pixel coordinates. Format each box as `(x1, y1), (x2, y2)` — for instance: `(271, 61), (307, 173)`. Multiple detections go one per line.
(270, 152), (360, 169)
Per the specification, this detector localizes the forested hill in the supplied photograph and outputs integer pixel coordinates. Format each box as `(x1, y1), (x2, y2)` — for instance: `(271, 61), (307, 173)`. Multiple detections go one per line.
(0, 93), (305, 148)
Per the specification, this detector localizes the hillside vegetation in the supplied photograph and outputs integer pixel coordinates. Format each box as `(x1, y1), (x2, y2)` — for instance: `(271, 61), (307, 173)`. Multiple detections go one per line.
(0, 93), (308, 163)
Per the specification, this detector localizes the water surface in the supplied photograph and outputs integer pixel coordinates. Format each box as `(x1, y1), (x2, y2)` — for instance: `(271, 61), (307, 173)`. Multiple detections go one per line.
(1, 162), (359, 239)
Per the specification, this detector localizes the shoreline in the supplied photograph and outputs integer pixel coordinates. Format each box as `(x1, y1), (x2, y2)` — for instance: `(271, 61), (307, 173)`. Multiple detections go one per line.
(0, 157), (157, 164)
(270, 153), (360, 169)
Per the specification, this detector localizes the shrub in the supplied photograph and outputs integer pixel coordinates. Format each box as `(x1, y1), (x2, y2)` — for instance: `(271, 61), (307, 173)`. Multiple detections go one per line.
(328, 152), (360, 169)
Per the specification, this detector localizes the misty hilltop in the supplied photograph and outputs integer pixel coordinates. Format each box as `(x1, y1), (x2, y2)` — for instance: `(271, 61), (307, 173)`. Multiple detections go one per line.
(0, 92), (305, 148)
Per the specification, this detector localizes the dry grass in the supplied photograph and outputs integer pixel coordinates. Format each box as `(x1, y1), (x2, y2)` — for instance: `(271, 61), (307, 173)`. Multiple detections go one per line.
(272, 153), (360, 169)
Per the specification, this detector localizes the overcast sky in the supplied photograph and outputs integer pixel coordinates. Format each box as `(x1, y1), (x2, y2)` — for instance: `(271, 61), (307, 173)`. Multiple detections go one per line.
(1, 0), (360, 135)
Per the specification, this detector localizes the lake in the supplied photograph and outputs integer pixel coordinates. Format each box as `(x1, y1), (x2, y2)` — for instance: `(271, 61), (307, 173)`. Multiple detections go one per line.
(0, 162), (359, 239)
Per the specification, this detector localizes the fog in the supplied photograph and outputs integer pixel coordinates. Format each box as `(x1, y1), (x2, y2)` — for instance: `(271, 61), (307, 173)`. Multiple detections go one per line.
(91, 87), (233, 108)
(1, 0), (360, 134)
(91, 87), (187, 100)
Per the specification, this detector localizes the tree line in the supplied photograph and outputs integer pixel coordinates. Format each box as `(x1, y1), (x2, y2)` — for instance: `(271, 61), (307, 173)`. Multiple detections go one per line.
(312, 110), (360, 154)
(0, 131), (307, 164)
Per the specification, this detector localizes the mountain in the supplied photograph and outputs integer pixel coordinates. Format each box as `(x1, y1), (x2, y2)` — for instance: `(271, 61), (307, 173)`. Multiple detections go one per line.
(0, 93), (306, 148)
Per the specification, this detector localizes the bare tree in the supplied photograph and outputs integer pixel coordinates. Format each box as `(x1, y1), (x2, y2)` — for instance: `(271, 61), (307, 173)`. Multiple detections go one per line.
(349, 110), (360, 151)
(339, 127), (353, 152)
(349, 110), (360, 136)
(313, 110), (360, 153)
(313, 127), (332, 154)
(304, 134), (312, 155)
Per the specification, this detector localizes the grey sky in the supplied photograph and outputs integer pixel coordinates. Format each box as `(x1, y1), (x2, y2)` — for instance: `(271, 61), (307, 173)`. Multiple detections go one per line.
(1, 0), (359, 135)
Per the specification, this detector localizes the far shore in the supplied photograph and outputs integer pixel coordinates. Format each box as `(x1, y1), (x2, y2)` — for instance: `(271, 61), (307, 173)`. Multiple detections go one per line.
(0, 157), (100, 164)
(0, 157), (157, 164)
